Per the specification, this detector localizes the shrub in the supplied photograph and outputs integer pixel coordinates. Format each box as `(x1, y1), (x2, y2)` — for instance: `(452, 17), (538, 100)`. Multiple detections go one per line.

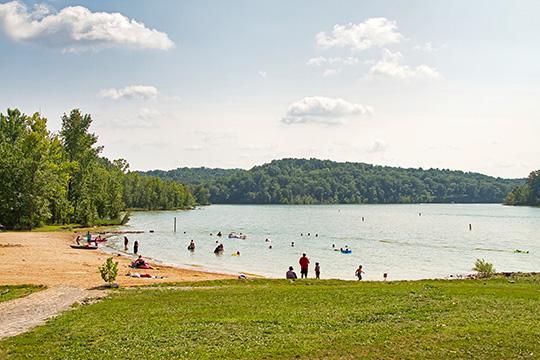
(473, 259), (495, 278)
(99, 257), (119, 285)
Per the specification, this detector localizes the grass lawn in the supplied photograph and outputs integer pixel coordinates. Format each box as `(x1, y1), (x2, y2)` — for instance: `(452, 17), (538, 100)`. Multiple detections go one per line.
(0, 285), (44, 303)
(0, 276), (539, 359)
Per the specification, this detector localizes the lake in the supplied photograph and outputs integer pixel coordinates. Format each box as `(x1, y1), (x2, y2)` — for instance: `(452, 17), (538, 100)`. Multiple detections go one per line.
(107, 204), (540, 280)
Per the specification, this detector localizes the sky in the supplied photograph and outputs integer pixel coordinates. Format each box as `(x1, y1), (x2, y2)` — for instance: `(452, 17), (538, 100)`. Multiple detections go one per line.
(0, 0), (539, 178)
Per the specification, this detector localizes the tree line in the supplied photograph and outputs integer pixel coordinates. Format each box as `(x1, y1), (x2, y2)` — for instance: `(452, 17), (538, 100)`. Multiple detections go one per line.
(143, 158), (523, 205)
(504, 170), (540, 206)
(0, 108), (194, 230)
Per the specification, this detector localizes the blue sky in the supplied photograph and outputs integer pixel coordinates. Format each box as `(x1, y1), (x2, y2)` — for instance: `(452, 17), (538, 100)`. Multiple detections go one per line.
(0, 0), (539, 177)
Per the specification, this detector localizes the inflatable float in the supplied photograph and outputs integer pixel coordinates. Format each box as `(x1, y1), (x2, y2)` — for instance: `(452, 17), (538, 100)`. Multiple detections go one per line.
(228, 233), (247, 240)
(340, 249), (352, 254)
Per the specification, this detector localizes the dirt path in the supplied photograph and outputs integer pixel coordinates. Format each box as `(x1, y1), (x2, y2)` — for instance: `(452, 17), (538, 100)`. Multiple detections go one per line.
(0, 286), (106, 340)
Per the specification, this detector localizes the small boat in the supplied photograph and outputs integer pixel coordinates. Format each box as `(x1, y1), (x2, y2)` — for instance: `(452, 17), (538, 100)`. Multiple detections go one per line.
(70, 244), (98, 250)
(340, 249), (352, 254)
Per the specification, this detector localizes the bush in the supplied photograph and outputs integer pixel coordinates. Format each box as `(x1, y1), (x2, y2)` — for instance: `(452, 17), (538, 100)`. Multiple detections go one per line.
(473, 259), (495, 278)
(99, 257), (119, 285)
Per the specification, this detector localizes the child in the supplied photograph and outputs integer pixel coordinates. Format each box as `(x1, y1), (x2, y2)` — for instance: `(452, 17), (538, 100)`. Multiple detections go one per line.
(355, 265), (365, 281)
(315, 262), (320, 279)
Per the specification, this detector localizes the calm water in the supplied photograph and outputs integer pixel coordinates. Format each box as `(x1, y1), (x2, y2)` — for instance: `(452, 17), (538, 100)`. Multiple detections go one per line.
(107, 204), (540, 280)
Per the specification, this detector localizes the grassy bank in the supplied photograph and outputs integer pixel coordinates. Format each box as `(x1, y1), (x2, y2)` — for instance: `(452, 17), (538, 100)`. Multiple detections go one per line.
(0, 285), (44, 303)
(0, 276), (539, 359)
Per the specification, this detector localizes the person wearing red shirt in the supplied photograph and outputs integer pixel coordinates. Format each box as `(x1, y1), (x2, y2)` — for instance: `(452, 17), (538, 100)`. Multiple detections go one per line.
(299, 253), (310, 279)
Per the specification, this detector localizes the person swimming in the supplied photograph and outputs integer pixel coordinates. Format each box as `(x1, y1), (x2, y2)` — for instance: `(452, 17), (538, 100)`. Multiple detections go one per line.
(214, 244), (224, 254)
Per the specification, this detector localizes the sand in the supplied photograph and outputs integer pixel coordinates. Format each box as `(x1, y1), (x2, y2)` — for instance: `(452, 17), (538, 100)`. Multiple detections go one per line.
(0, 231), (234, 288)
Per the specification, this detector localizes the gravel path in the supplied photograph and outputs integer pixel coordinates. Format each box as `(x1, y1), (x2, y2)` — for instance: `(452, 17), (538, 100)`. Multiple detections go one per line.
(0, 286), (106, 340)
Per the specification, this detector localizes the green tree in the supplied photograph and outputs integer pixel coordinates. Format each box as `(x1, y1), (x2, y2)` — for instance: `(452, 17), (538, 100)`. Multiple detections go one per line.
(99, 257), (119, 285)
(0, 109), (71, 229)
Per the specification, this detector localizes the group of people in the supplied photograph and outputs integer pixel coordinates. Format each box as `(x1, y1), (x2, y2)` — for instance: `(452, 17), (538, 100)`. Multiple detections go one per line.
(75, 231), (105, 246)
(123, 236), (139, 255)
(286, 254), (321, 279)
(126, 232), (387, 281)
(286, 253), (371, 281)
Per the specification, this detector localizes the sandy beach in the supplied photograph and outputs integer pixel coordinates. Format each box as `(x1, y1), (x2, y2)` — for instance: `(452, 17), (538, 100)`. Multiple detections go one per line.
(0, 231), (234, 288)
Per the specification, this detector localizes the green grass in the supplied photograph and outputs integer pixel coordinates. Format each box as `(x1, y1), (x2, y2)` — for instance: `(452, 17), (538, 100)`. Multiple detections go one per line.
(29, 224), (82, 232)
(0, 276), (539, 359)
(0, 285), (44, 303)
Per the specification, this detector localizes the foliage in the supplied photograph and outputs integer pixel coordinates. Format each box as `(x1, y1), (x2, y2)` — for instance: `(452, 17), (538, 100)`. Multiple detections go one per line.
(99, 257), (119, 284)
(144, 158), (523, 205)
(0, 110), (72, 229)
(143, 167), (242, 185)
(473, 259), (495, 278)
(0, 277), (539, 359)
(0, 108), (195, 229)
(505, 170), (540, 206)
(123, 173), (195, 210)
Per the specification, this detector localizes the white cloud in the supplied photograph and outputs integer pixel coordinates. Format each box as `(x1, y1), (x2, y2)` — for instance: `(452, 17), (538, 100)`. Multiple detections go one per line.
(316, 18), (403, 51)
(99, 85), (158, 100)
(258, 70), (267, 78)
(322, 68), (341, 77)
(137, 107), (161, 121)
(184, 145), (205, 152)
(0, 1), (174, 52)
(413, 42), (443, 52)
(107, 107), (162, 129)
(369, 49), (441, 79)
(366, 140), (387, 153)
(282, 96), (373, 125)
(306, 56), (360, 67)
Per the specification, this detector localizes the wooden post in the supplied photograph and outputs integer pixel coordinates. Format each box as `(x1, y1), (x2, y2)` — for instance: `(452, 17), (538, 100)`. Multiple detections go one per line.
(174, 217), (177, 232)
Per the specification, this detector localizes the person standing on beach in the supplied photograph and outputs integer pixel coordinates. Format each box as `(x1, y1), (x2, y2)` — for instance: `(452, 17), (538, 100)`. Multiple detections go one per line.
(134, 240), (139, 255)
(315, 262), (320, 279)
(86, 231), (92, 244)
(299, 253), (310, 279)
(355, 265), (365, 280)
(124, 236), (129, 251)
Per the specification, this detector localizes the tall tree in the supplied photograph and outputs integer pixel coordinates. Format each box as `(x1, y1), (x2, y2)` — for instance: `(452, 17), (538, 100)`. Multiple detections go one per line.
(0, 110), (70, 229)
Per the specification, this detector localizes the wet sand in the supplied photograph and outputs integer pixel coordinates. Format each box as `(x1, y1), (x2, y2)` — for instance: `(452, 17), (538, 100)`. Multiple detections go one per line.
(0, 232), (234, 288)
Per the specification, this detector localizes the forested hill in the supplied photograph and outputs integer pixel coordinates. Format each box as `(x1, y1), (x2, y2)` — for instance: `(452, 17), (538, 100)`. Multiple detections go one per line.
(142, 158), (524, 205)
(143, 167), (243, 185)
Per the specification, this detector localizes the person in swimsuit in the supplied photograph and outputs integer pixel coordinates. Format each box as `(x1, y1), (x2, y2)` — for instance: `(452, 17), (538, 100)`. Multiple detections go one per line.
(355, 265), (365, 280)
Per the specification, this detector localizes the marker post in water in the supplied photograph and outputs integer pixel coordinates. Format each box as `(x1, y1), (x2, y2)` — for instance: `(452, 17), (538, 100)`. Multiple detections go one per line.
(174, 217), (177, 232)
